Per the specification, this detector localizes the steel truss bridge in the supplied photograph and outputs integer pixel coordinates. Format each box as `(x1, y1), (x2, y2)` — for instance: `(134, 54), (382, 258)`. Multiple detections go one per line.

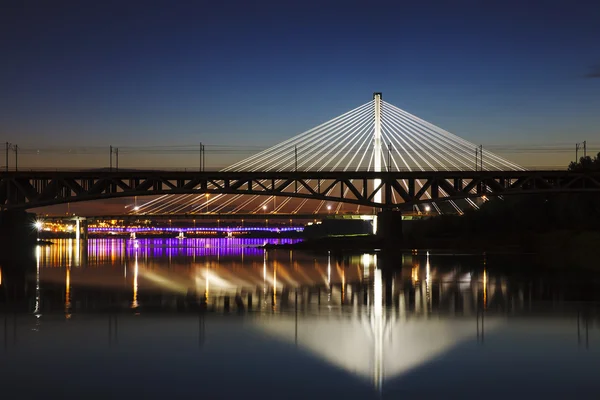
(2, 169), (600, 211)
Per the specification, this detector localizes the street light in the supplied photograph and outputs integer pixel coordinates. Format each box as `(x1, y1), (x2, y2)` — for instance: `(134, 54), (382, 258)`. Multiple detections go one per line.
(34, 220), (43, 240)
(327, 205), (332, 214)
(424, 205), (431, 213)
(263, 205), (267, 213)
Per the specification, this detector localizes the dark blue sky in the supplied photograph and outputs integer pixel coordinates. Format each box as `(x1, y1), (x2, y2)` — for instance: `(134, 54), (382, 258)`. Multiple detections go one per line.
(1, 0), (599, 158)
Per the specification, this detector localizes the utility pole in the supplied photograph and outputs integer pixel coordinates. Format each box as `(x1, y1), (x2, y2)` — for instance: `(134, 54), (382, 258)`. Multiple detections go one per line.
(475, 147), (478, 171)
(4, 142), (18, 171)
(5, 142), (10, 172)
(110, 146), (113, 171)
(479, 145), (483, 171)
(387, 143), (392, 172)
(576, 143), (580, 162)
(584, 141), (587, 158)
(199, 142), (202, 172)
(294, 145), (298, 172)
(202, 144), (205, 171)
(6, 142), (12, 172)
(294, 145), (298, 193)
(115, 148), (119, 171)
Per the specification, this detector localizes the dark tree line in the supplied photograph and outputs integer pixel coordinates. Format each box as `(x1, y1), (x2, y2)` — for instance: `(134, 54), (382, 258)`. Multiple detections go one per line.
(410, 157), (600, 242)
(569, 152), (600, 171)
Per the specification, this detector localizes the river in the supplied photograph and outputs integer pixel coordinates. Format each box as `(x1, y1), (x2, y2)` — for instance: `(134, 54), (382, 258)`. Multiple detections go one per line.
(0, 238), (599, 398)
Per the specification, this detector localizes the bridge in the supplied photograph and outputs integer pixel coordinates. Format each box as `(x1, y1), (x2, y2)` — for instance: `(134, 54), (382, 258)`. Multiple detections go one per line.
(2, 169), (600, 211)
(2, 93), (597, 214)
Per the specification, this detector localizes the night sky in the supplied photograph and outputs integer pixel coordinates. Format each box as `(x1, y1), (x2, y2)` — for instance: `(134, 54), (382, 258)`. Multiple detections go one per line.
(1, 0), (599, 168)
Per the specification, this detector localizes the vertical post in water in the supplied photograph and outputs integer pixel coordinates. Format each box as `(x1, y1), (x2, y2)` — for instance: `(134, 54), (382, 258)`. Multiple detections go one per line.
(373, 93), (382, 207)
(76, 218), (81, 242)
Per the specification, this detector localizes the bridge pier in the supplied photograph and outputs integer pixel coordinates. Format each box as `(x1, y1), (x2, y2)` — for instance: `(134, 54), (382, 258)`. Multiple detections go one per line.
(74, 217), (88, 241)
(376, 210), (403, 243)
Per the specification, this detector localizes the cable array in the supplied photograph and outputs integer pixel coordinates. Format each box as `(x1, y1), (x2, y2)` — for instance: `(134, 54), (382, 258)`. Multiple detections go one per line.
(135, 98), (524, 215)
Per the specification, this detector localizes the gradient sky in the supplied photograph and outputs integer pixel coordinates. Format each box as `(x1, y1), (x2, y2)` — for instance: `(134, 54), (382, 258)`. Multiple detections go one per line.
(1, 0), (599, 168)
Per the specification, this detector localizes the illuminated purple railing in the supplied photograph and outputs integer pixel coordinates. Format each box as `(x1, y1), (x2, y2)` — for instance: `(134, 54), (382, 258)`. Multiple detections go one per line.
(88, 226), (304, 233)
(86, 238), (302, 259)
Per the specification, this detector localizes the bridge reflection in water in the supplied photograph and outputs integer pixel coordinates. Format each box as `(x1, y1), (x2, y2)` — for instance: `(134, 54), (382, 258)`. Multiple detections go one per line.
(6, 238), (598, 393)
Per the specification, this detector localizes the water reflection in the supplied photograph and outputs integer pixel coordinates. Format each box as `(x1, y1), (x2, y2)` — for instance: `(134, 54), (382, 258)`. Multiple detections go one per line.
(1, 238), (599, 397)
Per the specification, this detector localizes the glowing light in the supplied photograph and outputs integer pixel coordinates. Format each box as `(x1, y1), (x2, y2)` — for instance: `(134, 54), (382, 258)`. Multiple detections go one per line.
(273, 264), (277, 307)
(34, 220), (43, 231)
(34, 245), (40, 314)
(205, 267), (210, 301)
(327, 251), (331, 285)
(373, 268), (382, 317)
(424, 205), (431, 212)
(132, 252), (139, 309)
(412, 266), (419, 282)
(327, 205), (332, 211)
(133, 206), (140, 211)
(65, 267), (71, 316)
(362, 253), (371, 279)
(483, 269), (487, 309)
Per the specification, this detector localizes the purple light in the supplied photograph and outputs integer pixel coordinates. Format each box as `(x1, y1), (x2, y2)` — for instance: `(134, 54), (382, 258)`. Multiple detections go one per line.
(88, 225), (304, 234)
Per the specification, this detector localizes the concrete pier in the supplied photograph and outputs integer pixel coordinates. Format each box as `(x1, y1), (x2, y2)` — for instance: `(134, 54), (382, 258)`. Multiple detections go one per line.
(376, 210), (403, 242)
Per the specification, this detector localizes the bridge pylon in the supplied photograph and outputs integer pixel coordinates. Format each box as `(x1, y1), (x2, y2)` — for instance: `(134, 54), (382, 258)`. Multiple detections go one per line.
(373, 92), (382, 209)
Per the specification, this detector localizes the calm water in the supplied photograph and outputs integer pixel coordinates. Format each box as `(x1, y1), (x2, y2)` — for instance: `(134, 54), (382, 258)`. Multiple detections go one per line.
(1, 238), (600, 399)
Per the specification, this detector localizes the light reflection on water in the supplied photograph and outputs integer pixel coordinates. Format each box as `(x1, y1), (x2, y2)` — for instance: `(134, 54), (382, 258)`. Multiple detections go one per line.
(1, 238), (600, 398)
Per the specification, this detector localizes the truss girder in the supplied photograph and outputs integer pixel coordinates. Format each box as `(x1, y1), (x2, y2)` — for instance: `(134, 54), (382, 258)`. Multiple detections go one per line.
(1, 170), (599, 210)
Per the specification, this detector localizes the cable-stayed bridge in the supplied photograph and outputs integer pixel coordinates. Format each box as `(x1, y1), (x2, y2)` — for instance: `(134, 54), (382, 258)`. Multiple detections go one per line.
(1, 93), (599, 214)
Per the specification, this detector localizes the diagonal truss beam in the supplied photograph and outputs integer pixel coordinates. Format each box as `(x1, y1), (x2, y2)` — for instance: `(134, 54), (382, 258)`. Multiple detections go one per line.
(2, 170), (600, 211)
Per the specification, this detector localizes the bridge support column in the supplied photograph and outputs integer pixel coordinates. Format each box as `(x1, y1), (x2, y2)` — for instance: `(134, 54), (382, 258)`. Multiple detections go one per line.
(376, 210), (403, 243)
(74, 217), (88, 241)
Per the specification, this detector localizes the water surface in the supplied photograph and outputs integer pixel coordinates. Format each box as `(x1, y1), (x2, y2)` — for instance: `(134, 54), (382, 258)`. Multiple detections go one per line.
(1, 238), (599, 398)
